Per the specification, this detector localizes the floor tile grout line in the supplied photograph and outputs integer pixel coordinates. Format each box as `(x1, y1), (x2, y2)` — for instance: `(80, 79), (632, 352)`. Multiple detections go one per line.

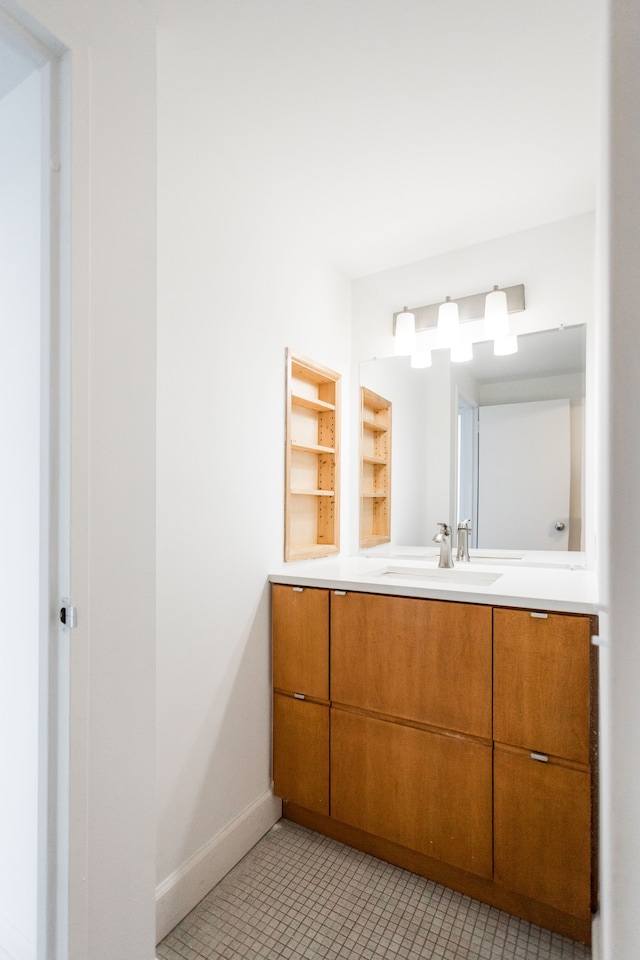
(158, 820), (590, 960)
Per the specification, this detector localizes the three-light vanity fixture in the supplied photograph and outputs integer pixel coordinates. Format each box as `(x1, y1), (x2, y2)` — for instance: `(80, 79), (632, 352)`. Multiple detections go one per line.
(393, 284), (525, 368)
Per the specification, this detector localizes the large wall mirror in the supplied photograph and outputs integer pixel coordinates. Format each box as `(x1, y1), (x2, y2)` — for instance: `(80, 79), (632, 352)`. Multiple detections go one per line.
(359, 324), (586, 554)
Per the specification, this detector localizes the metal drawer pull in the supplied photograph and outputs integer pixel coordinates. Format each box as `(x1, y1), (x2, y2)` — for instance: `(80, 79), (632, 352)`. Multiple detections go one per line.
(334, 590), (347, 596)
(293, 587), (304, 592)
(530, 612), (548, 619)
(294, 693), (305, 700)
(531, 752), (549, 763)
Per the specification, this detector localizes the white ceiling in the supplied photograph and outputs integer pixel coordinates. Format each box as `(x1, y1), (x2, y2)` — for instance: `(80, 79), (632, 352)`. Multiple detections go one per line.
(205, 0), (602, 278)
(1, 0), (602, 280)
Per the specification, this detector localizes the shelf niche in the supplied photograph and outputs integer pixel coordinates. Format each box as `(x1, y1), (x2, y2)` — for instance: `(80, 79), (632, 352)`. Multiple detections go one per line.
(285, 350), (341, 561)
(360, 387), (392, 548)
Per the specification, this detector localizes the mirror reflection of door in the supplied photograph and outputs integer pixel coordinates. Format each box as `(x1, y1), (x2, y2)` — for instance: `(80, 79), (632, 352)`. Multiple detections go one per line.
(476, 399), (571, 550)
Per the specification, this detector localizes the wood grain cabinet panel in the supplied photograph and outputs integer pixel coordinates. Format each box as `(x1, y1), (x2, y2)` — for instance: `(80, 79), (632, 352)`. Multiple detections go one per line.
(331, 708), (493, 878)
(330, 592), (493, 738)
(272, 584), (329, 699)
(493, 609), (591, 762)
(494, 746), (591, 919)
(273, 693), (329, 815)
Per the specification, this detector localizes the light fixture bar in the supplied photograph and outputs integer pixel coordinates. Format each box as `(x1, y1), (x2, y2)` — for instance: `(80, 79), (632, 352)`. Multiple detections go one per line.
(392, 283), (525, 334)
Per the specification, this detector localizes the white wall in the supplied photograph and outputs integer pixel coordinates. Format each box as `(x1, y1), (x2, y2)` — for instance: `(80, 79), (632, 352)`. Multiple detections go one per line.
(0, 69), (40, 960)
(9, 2), (159, 958)
(599, 1), (640, 958)
(155, 0), (352, 937)
(352, 213), (595, 363)
(351, 214), (596, 553)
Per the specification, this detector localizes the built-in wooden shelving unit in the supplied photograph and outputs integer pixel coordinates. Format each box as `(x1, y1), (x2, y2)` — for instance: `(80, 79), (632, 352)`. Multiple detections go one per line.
(285, 350), (341, 561)
(360, 387), (391, 547)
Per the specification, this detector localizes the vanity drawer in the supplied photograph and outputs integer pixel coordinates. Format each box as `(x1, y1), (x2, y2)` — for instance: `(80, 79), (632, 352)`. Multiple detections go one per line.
(331, 707), (493, 878)
(494, 744), (591, 919)
(330, 591), (493, 739)
(273, 692), (329, 816)
(493, 608), (591, 763)
(272, 584), (329, 700)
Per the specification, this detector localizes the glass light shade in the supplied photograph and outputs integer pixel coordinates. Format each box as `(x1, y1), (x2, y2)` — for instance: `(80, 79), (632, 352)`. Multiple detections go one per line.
(437, 298), (459, 347)
(394, 309), (416, 355)
(451, 338), (473, 363)
(494, 334), (518, 356)
(484, 287), (509, 339)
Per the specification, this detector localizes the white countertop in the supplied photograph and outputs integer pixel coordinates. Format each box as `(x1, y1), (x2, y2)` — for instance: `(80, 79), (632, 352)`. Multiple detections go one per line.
(269, 548), (598, 614)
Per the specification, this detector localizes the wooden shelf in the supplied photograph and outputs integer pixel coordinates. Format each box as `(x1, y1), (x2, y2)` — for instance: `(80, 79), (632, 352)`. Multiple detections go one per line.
(362, 418), (388, 433)
(360, 387), (391, 547)
(292, 441), (336, 455)
(291, 393), (336, 413)
(285, 350), (341, 561)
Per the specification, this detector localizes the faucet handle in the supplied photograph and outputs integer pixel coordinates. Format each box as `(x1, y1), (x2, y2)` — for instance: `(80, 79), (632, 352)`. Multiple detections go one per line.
(457, 518), (471, 530)
(437, 522), (451, 535)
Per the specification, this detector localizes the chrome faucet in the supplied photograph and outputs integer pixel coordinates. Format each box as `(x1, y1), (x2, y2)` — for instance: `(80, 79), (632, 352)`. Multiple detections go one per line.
(432, 522), (454, 568)
(456, 519), (472, 562)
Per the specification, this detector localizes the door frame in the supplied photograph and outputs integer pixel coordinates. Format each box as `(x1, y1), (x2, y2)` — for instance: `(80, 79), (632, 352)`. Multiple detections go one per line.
(0, 7), (70, 958)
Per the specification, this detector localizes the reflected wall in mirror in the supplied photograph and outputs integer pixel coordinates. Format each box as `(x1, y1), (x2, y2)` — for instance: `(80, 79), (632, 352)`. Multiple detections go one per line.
(359, 325), (585, 554)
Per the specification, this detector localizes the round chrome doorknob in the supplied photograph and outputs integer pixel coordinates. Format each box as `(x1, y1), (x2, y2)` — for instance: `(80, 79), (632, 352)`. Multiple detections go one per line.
(554, 521), (566, 531)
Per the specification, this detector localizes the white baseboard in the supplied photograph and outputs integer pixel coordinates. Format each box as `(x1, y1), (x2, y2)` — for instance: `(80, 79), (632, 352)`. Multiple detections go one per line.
(0, 914), (36, 960)
(591, 912), (601, 960)
(155, 788), (282, 943)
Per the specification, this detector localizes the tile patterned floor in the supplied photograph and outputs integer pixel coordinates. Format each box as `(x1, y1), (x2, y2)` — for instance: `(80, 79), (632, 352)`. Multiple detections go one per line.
(157, 819), (591, 960)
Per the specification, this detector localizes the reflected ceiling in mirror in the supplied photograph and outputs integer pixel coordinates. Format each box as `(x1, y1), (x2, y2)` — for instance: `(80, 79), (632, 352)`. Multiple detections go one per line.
(463, 325), (585, 386)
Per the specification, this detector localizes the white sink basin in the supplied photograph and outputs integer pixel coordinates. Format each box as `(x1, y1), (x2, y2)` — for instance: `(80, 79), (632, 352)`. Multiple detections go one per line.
(372, 564), (503, 586)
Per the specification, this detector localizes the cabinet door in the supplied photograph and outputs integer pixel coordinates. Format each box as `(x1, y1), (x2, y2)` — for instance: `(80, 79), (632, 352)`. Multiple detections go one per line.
(494, 746), (591, 919)
(273, 693), (329, 815)
(331, 592), (493, 738)
(272, 584), (329, 699)
(493, 609), (591, 762)
(331, 708), (493, 878)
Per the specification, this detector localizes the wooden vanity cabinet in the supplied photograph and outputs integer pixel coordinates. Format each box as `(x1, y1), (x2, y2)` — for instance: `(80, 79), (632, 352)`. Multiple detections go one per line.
(271, 587), (596, 943)
(272, 585), (329, 814)
(493, 609), (594, 924)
